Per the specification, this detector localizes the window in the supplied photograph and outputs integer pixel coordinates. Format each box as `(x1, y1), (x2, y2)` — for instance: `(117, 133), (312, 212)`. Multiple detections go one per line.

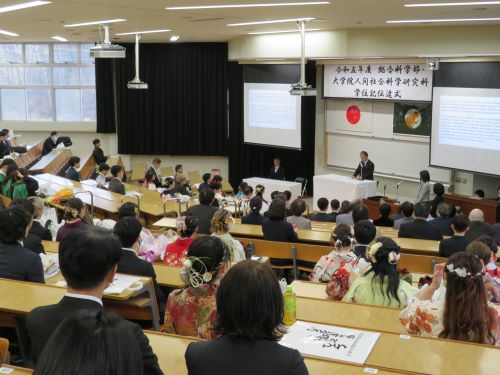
(0, 43), (96, 122)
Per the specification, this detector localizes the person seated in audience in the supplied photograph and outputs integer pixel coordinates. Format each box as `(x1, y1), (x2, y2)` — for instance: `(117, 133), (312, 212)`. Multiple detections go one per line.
(1, 168), (34, 200)
(353, 219), (377, 259)
(287, 198), (311, 230)
(41, 131), (58, 156)
(339, 200), (350, 214)
(146, 158), (162, 188)
(466, 239), (500, 302)
(398, 202), (443, 241)
(352, 203), (369, 226)
(283, 190), (292, 206)
(236, 182), (248, 199)
(10, 199), (45, 254)
(336, 200), (362, 226)
(211, 209), (246, 263)
(373, 203), (394, 228)
(342, 237), (417, 308)
(429, 182), (445, 218)
(163, 216), (199, 266)
(262, 199), (299, 243)
(393, 201), (414, 230)
(92, 163), (110, 185)
(210, 181), (223, 202)
(430, 202), (454, 237)
(415, 169), (431, 203)
(164, 236), (228, 339)
(473, 189), (485, 199)
(185, 260), (309, 375)
(29, 197), (52, 241)
(143, 171), (157, 190)
(175, 174), (192, 197)
(65, 156), (81, 182)
(174, 164), (184, 182)
(242, 185), (254, 200)
(439, 214), (470, 258)
(108, 165), (126, 195)
(160, 177), (175, 199)
(0, 128), (12, 157)
(476, 235), (500, 282)
(33, 310), (144, 375)
(466, 208), (494, 241)
(26, 228), (163, 373)
(309, 197), (332, 222)
(400, 252), (499, 344)
(92, 139), (108, 165)
(255, 184), (267, 204)
(241, 196), (264, 225)
(328, 199), (340, 222)
(114, 216), (165, 319)
(0, 205), (44, 283)
(198, 173), (212, 191)
(186, 189), (219, 235)
(311, 224), (362, 283)
(0, 158), (16, 184)
(56, 198), (88, 242)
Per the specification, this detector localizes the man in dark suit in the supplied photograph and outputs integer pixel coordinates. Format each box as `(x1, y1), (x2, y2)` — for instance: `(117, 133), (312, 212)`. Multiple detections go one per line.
(65, 156), (81, 182)
(108, 165), (126, 195)
(10, 199), (45, 254)
(0, 128), (12, 157)
(92, 138), (108, 165)
(310, 197), (334, 222)
(268, 157), (285, 180)
(0, 206), (45, 283)
(430, 202), (454, 237)
(198, 173), (212, 191)
(465, 209), (494, 241)
(399, 202), (443, 241)
(491, 222), (500, 245)
(26, 227), (163, 375)
(186, 189), (218, 234)
(439, 214), (471, 258)
(352, 151), (374, 181)
(354, 219), (376, 260)
(41, 131), (58, 156)
(147, 158), (163, 188)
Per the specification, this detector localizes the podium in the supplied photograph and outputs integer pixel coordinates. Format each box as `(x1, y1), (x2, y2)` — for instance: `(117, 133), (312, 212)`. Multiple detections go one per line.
(363, 198), (400, 221)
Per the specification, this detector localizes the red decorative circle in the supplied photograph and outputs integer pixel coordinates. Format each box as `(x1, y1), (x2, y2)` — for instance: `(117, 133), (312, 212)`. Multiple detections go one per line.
(346, 105), (361, 125)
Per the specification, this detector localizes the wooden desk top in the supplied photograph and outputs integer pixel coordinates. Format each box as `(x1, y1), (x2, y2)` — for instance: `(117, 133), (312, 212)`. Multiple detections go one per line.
(30, 149), (71, 175)
(0, 365), (32, 374)
(12, 140), (43, 169)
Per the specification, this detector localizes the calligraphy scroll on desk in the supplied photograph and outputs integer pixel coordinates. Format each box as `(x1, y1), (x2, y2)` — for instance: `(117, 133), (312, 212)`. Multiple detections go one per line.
(324, 64), (433, 102)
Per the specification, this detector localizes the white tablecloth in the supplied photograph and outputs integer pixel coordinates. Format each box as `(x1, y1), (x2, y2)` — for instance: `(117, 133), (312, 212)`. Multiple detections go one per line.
(313, 174), (377, 210)
(243, 177), (302, 203)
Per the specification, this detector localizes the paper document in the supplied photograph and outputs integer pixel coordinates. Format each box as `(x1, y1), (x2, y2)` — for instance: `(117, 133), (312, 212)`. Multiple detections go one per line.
(104, 274), (144, 295)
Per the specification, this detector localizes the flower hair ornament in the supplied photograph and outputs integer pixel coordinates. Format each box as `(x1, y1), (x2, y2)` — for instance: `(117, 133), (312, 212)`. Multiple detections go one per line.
(366, 242), (383, 263)
(176, 216), (187, 232)
(335, 237), (354, 248)
(180, 256), (220, 288)
(446, 264), (482, 279)
(64, 206), (79, 219)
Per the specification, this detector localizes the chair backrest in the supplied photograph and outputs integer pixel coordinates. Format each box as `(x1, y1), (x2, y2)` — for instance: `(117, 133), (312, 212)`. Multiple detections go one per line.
(0, 194), (12, 209)
(161, 166), (174, 178)
(187, 171), (203, 184)
(398, 254), (447, 274)
(130, 162), (147, 181)
(0, 337), (9, 364)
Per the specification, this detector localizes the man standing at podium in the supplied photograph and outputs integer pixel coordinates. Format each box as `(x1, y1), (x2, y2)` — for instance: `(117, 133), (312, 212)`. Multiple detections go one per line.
(352, 151), (374, 181)
(268, 157), (285, 180)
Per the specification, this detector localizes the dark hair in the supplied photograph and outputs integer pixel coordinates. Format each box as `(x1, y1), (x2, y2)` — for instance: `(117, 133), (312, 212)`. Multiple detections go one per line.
(50, 131), (58, 137)
(352, 204), (369, 224)
(243, 186), (253, 195)
(33, 310), (143, 375)
(92, 139), (100, 146)
(419, 170), (430, 183)
(270, 191), (280, 200)
(110, 165), (123, 178)
(0, 129), (9, 137)
(437, 202), (451, 217)
(400, 201), (414, 218)
(215, 260), (285, 341)
(175, 164), (182, 172)
(360, 151), (368, 157)
(466, 240), (492, 264)
(475, 235), (498, 255)
(238, 182), (248, 191)
(113, 217), (142, 248)
(354, 219), (376, 245)
(249, 196), (262, 214)
(59, 227), (122, 290)
(202, 173), (211, 183)
(0, 206), (31, 244)
(164, 177), (174, 189)
(177, 216), (199, 238)
(210, 182), (222, 191)
(433, 183), (445, 196)
(118, 202), (138, 219)
(0, 158), (16, 169)
(367, 237), (402, 307)
(474, 189), (485, 199)
(98, 163), (110, 172)
(255, 185), (265, 197)
(152, 158), (161, 164)
(211, 209), (232, 234)
(68, 156), (80, 167)
(10, 198), (35, 219)
(268, 199), (286, 221)
(414, 202), (430, 218)
(440, 252), (495, 344)
(63, 198), (84, 221)
(330, 199), (340, 211)
(187, 236), (225, 280)
(212, 175), (223, 183)
(451, 214), (469, 233)
(199, 188), (215, 205)
(379, 203), (391, 218)
(332, 223), (353, 248)
(339, 200), (350, 214)
(283, 190), (291, 201)
(317, 197), (329, 211)
(290, 199), (306, 217)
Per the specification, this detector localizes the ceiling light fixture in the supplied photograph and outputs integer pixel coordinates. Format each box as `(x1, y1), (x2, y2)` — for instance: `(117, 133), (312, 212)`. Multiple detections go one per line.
(228, 17), (315, 26)
(170, 35), (180, 41)
(0, 1), (51, 14)
(405, 1), (500, 7)
(64, 19), (126, 28)
(0, 29), (19, 36)
(51, 36), (68, 42)
(249, 28), (320, 34)
(166, 2), (330, 10)
(386, 17), (500, 23)
(116, 29), (170, 36)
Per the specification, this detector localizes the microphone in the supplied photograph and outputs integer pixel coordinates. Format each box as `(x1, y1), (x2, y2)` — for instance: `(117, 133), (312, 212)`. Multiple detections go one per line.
(394, 180), (405, 188)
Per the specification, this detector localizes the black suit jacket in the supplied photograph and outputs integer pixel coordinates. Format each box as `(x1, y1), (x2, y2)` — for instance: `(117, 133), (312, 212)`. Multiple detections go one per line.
(309, 212), (334, 222)
(262, 219), (298, 243)
(65, 167), (80, 182)
(23, 233), (45, 255)
(0, 140), (11, 157)
(30, 221), (52, 241)
(353, 159), (374, 180)
(186, 335), (308, 375)
(147, 166), (162, 188)
(186, 204), (219, 235)
(268, 166), (285, 180)
(0, 243), (44, 283)
(108, 178), (126, 195)
(491, 223), (500, 245)
(353, 244), (369, 260)
(373, 217), (394, 228)
(41, 137), (57, 156)
(26, 296), (163, 375)
(92, 147), (107, 165)
(430, 217), (453, 237)
(398, 219), (443, 241)
(465, 221), (494, 242)
(241, 213), (265, 225)
(439, 236), (471, 258)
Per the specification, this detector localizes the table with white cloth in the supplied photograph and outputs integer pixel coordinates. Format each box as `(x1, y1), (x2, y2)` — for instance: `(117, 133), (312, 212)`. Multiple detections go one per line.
(243, 177), (302, 203)
(313, 174), (377, 210)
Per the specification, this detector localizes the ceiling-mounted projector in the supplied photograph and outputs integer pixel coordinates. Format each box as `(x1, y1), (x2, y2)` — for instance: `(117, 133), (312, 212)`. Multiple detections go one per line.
(290, 84), (317, 96)
(90, 25), (126, 59)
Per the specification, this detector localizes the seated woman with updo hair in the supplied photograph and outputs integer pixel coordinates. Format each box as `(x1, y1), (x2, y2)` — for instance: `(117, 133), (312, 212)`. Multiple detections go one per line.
(211, 209), (246, 263)
(164, 236), (229, 339)
(163, 215), (199, 267)
(56, 198), (88, 242)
